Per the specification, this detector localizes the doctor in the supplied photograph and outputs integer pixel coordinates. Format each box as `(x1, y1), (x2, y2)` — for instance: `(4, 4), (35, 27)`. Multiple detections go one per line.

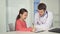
(34, 3), (53, 32)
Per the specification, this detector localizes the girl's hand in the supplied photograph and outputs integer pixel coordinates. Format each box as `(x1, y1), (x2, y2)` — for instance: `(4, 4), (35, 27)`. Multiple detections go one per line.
(31, 23), (36, 32)
(32, 28), (36, 32)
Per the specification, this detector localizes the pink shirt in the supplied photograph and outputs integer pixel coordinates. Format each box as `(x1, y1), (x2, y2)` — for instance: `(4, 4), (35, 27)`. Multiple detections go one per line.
(15, 19), (32, 32)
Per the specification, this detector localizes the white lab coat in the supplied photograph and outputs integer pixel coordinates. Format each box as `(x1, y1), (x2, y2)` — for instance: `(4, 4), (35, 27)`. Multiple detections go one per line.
(34, 11), (53, 31)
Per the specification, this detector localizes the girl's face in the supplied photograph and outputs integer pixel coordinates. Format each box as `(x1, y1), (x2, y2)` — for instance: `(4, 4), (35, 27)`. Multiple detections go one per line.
(20, 12), (28, 20)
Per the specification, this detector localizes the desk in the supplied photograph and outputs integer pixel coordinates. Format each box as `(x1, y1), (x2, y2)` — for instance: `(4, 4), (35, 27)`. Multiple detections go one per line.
(0, 31), (59, 34)
(0, 27), (60, 34)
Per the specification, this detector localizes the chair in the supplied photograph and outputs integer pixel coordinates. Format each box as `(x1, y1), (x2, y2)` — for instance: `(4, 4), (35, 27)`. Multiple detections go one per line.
(8, 23), (15, 31)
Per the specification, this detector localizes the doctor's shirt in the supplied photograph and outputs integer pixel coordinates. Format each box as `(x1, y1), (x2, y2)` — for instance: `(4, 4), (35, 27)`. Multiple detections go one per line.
(34, 11), (53, 31)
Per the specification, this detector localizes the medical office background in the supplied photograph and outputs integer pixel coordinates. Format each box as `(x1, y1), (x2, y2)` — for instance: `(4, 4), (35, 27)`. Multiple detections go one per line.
(0, 0), (60, 32)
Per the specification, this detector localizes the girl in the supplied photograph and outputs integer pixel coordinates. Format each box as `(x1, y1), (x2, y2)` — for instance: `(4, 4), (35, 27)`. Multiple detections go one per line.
(15, 8), (33, 32)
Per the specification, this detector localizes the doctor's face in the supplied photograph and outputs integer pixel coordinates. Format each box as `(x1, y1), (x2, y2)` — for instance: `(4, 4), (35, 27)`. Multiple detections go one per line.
(38, 9), (45, 16)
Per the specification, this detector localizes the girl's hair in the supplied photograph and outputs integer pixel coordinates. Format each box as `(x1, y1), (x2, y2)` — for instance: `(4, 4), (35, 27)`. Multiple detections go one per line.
(16, 8), (28, 20)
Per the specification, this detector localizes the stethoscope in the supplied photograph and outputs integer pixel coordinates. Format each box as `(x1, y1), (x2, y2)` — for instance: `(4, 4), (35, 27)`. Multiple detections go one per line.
(37, 11), (48, 25)
(45, 11), (48, 18)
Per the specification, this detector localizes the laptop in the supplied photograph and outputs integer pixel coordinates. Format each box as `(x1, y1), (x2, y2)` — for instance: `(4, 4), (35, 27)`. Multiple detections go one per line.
(48, 28), (60, 33)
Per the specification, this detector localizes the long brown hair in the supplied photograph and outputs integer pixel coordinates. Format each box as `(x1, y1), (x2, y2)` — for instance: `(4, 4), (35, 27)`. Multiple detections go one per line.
(16, 8), (28, 20)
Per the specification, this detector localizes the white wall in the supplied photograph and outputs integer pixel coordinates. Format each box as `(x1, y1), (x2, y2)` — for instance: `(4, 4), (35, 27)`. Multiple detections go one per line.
(0, 0), (60, 32)
(40, 0), (60, 27)
(0, 0), (34, 32)
(7, 0), (34, 31)
(0, 0), (6, 32)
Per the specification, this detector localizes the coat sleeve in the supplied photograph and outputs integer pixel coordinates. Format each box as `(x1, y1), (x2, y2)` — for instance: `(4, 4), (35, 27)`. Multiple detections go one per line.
(34, 13), (39, 25)
(15, 20), (32, 32)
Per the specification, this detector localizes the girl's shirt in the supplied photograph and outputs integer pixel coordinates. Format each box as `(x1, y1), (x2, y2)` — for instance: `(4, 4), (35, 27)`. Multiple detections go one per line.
(15, 19), (32, 32)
